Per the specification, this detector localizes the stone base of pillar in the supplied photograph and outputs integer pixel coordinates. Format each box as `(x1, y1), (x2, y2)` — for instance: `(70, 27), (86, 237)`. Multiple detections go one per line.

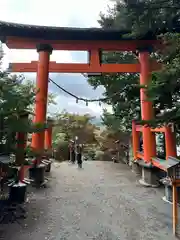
(139, 167), (160, 187)
(45, 162), (51, 172)
(131, 162), (142, 176)
(29, 164), (46, 187)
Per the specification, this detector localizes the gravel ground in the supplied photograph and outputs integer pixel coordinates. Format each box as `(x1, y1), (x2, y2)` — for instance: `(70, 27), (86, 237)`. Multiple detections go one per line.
(0, 161), (178, 240)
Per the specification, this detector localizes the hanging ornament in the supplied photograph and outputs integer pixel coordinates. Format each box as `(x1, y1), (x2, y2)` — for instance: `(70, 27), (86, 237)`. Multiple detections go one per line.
(76, 98), (78, 103)
(86, 101), (88, 106)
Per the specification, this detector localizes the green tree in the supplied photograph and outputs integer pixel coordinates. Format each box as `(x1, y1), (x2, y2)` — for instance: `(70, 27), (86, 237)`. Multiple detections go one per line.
(53, 111), (97, 144)
(0, 69), (56, 155)
(52, 111), (98, 161)
(88, 0), (180, 133)
(0, 72), (35, 152)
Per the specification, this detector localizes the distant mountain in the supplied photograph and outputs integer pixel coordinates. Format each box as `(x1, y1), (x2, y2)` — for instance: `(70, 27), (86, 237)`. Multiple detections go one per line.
(91, 117), (102, 126)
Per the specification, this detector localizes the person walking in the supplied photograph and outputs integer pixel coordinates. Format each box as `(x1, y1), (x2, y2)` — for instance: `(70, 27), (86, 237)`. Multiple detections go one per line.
(76, 144), (83, 168)
(71, 147), (76, 164)
(69, 140), (76, 164)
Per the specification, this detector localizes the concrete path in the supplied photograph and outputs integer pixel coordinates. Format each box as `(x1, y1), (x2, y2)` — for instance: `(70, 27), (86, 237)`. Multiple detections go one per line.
(0, 161), (177, 240)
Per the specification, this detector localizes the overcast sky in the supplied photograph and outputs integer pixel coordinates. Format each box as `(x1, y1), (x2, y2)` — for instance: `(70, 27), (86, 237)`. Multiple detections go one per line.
(1, 0), (114, 117)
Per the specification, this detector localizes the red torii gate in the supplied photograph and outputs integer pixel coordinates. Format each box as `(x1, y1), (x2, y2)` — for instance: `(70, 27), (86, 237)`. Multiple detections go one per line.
(0, 21), (175, 185)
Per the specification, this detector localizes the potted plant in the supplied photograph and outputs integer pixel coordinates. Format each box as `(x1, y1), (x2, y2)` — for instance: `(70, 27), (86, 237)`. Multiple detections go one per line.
(28, 148), (47, 187)
(43, 149), (52, 172)
(8, 165), (27, 204)
(43, 117), (54, 172)
(27, 120), (51, 187)
(7, 111), (31, 203)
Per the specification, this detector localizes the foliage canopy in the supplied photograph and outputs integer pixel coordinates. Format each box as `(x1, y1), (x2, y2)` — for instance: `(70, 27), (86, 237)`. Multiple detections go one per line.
(88, 0), (180, 133)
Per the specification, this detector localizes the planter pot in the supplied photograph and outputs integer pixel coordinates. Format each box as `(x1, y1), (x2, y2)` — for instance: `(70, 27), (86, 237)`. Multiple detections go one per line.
(9, 182), (27, 204)
(45, 162), (51, 172)
(29, 167), (35, 179)
(29, 164), (45, 186)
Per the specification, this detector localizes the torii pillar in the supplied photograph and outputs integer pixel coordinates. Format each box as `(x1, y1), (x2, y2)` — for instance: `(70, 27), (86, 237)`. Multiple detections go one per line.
(44, 118), (53, 153)
(165, 125), (177, 159)
(138, 48), (158, 187)
(31, 44), (53, 162)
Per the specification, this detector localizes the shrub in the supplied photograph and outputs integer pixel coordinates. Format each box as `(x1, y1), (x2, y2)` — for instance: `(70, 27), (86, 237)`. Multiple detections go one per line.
(94, 150), (104, 160)
(86, 148), (96, 160)
(54, 140), (69, 161)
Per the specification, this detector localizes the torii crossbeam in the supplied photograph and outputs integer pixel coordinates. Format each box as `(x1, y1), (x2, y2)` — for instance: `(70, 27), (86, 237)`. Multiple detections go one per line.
(9, 60), (160, 73)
